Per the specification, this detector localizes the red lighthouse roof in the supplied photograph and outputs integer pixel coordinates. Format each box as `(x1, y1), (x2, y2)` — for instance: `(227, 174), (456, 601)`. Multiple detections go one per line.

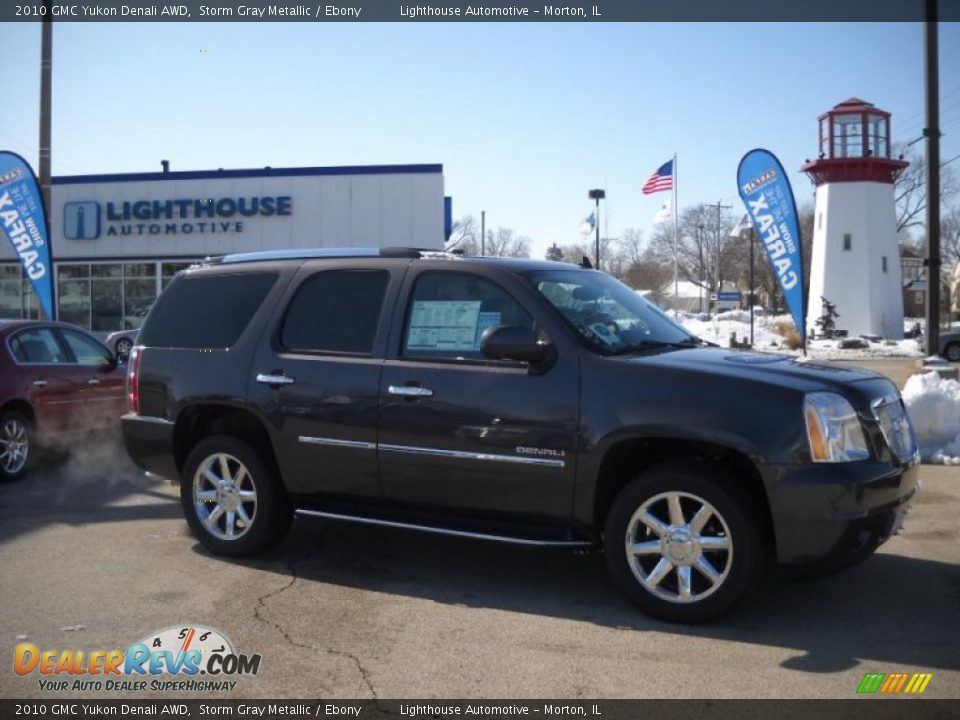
(802, 97), (907, 185)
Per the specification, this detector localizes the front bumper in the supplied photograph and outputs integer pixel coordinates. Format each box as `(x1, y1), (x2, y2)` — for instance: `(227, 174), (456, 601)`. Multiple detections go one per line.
(121, 413), (179, 482)
(763, 457), (920, 566)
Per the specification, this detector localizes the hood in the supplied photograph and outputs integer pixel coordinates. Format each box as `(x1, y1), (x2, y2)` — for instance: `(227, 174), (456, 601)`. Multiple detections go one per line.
(622, 347), (885, 393)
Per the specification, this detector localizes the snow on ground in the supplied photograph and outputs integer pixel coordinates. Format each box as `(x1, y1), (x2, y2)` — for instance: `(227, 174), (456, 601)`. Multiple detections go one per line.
(902, 372), (960, 465)
(670, 310), (924, 360)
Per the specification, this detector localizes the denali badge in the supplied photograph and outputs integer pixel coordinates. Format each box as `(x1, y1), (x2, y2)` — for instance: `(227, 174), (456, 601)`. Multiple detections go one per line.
(516, 446), (566, 458)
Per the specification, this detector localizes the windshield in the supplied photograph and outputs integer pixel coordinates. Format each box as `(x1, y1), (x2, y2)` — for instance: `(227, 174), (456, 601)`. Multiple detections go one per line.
(528, 269), (698, 354)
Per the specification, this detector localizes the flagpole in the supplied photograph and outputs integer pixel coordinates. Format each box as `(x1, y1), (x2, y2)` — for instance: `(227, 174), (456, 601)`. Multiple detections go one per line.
(672, 153), (678, 307)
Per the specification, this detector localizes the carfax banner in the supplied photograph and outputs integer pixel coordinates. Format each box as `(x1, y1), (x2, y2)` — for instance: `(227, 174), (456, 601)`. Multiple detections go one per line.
(736, 148), (805, 343)
(0, 151), (55, 320)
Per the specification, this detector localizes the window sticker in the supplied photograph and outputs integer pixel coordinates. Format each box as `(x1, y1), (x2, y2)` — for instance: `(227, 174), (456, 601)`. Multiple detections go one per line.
(407, 300), (483, 352)
(474, 311), (502, 347)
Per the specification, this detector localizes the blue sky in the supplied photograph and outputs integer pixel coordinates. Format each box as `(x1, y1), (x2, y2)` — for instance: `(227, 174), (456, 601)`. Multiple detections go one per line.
(2, 21), (959, 258)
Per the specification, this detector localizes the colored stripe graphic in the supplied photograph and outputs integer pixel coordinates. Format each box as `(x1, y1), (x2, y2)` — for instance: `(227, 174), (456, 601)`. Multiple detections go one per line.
(858, 672), (932, 694)
(857, 673), (886, 693)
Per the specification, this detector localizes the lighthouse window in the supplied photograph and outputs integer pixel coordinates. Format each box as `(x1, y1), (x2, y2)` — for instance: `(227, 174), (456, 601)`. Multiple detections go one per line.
(882, 256), (888, 273)
(833, 115), (864, 158)
(843, 234), (852, 251)
(867, 114), (888, 157)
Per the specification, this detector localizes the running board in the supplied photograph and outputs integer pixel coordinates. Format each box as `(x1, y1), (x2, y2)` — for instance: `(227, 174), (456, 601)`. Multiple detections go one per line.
(294, 508), (593, 548)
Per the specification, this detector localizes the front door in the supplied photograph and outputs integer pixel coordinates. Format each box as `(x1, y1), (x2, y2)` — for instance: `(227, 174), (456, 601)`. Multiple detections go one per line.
(56, 328), (127, 428)
(378, 269), (580, 529)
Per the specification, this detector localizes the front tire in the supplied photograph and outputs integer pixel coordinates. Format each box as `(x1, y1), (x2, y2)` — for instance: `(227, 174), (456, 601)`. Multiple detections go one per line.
(180, 435), (292, 557)
(944, 342), (960, 362)
(0, 410), (31, 482)
(605, 463), (766, 623)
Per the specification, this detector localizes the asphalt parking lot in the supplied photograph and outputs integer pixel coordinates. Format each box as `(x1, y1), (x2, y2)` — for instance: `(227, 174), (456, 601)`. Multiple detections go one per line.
(1, 360), (958, 700)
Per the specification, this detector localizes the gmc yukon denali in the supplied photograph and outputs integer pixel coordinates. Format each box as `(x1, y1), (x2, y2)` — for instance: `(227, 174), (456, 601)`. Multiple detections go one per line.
(122, 248), (920, 622)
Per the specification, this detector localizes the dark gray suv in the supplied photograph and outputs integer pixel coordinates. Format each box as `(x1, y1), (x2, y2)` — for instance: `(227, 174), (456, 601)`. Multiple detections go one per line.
(122, 248), (920, 622)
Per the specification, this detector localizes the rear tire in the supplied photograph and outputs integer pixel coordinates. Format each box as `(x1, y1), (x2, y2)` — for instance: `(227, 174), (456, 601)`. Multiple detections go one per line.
(180, 435), (292, 557)
(0, 410), (31, 482)
(604, 462), (767, 623)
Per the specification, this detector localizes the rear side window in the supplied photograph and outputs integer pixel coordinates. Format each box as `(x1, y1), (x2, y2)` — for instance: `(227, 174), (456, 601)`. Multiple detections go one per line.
(10, 328), (69, 364)
(280, 270), (389, 354)
(139, 272), (277, 349)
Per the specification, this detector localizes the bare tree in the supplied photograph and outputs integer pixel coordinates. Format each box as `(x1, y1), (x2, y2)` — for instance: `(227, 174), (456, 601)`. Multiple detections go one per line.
(893, 144), (959, 234)
(484, 227), (531, 258)
(445, 215), (480, 254)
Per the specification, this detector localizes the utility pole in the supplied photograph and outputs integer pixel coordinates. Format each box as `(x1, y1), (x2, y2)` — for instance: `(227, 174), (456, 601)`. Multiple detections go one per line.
(480, 210), (485, 256)
(39, 0), (54, 319)
(924, 0), (941, 357)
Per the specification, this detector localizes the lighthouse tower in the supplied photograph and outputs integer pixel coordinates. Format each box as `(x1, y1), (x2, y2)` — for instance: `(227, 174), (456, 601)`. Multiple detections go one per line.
(802, 98), (908, 339)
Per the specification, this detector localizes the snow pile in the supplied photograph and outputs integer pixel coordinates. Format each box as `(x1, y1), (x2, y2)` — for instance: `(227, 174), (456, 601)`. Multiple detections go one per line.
(902, 371), (960, 465)
(671, 311), (924, 359)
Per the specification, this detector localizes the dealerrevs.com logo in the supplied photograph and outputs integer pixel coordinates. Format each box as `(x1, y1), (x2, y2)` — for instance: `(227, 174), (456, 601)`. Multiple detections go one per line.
(13, 625), (261, 693)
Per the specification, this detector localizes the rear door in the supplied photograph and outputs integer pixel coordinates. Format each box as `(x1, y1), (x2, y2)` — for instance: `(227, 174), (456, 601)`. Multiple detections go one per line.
(56, 328), (127, 429)
(377, 266), (581, 528)
(247, 260), (405, 502)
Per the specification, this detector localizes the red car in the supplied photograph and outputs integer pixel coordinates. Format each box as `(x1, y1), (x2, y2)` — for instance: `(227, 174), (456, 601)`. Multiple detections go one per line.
(0, 320), (127, 481)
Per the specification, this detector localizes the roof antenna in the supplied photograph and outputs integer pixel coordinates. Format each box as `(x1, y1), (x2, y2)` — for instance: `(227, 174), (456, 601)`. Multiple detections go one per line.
(580, 256), (593, 269)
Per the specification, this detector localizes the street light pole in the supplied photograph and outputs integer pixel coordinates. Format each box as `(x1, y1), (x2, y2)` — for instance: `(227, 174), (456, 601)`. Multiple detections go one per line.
(588, 189), (605, 270)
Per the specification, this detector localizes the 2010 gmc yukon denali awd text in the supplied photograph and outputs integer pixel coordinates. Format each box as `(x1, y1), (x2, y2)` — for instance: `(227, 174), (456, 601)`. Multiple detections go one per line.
(121, 247), (920, 622)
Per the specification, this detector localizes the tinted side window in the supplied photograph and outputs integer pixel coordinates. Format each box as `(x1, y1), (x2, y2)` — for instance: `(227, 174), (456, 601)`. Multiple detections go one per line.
(60, 329), (112, 365)
(10, 328), (69, 364)
(281, 270), (389, 354)
(402, 272), (534, 361)
(139, 272), (277, 349)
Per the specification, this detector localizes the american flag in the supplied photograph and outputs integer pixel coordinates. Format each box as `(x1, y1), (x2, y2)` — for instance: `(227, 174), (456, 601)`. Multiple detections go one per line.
(642, 160), (674, 194)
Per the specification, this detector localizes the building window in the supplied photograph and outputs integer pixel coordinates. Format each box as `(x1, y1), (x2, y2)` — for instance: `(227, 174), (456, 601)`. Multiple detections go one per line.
(882, 256), (888, 273)
(0, 264), (42, 321)
(843, 234), (852, 251)
(58, 264), (92, 328)
(162, 262), (193, 290)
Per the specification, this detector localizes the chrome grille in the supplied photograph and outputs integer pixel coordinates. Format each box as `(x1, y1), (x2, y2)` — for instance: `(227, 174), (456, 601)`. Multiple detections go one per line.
(871, 395), (918, 463)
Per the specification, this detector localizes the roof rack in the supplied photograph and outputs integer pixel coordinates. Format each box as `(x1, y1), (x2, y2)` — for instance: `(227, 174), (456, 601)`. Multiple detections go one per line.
(218, 247), (455, 265)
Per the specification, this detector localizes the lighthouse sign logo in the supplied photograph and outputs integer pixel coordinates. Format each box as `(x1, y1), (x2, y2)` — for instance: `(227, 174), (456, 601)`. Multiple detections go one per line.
(63, 201), (101, 240)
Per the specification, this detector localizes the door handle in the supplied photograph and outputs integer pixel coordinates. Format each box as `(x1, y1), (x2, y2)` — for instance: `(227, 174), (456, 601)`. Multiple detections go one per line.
(256, 372), (295, 386)
(32, 380), (47, 387)
(88, 378), (100, 385)
(388, 385), (434, 398)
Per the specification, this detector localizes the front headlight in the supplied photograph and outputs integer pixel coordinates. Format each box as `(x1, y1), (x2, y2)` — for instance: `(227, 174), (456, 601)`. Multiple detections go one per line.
(804, 392), (870, 463)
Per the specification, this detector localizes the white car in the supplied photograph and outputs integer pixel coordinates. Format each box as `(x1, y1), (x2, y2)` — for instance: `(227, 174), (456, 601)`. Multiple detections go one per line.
(104, 328), (139, 356)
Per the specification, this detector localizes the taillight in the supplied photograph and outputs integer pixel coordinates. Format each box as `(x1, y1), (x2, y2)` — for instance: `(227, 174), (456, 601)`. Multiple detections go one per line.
(127, 346), (142, 414)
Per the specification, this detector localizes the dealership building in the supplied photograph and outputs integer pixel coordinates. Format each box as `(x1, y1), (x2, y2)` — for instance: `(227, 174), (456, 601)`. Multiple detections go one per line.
(0, 163), (449, 332)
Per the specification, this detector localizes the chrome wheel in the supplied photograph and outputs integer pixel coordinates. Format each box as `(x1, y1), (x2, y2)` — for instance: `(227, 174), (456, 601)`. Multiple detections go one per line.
(946, 343), (960, 362)
(0, 416), (29, 476)
(193, 453), (258, 541)
(625, 491), (733, 604)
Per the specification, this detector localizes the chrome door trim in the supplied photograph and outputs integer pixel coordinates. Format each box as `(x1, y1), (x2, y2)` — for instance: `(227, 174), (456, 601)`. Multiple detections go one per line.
(295, 509), (590, 547)
(379, 442), (565, 468)
(298, 435), (376, 451)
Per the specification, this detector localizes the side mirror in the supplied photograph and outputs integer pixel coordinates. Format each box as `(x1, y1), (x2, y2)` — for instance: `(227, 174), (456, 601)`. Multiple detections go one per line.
(480, 325), (551, 365)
